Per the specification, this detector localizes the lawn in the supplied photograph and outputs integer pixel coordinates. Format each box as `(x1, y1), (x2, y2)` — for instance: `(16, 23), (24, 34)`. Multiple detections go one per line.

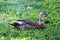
(0, 0), (60, 40)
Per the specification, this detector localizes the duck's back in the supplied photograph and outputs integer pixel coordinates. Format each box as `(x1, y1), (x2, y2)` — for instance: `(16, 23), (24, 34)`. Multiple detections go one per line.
(17, 20), (38, 26)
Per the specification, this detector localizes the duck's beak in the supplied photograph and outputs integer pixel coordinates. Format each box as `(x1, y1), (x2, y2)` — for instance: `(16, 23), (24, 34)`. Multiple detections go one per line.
(47, 16), (51, 18)
(45, 14), (51, 18)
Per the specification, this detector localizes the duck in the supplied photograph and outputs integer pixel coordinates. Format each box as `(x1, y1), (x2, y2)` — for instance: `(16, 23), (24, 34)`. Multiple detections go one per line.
(10, 12), (50, 30)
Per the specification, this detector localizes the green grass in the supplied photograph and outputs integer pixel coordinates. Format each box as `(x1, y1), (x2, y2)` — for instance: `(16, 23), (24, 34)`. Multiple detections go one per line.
(0, 0), (60, 40)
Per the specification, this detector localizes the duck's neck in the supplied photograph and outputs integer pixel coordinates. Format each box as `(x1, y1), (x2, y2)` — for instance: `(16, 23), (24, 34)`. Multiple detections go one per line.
(39, 15), (44, 25)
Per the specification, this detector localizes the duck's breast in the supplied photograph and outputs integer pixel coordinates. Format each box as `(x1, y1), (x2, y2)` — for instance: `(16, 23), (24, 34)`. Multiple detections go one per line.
(39, 23), (45, 29)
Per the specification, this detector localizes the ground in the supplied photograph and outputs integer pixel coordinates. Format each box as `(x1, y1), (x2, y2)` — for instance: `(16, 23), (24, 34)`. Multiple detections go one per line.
(0, 0), (60, 40)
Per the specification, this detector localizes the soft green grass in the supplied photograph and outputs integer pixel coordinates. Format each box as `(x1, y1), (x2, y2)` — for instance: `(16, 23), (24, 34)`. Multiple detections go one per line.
(0, 0), (60, 40)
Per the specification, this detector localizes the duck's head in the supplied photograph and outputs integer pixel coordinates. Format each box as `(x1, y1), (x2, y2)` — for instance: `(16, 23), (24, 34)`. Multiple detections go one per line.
(39, 12), (51, 29)
(39, 12), (49, 18)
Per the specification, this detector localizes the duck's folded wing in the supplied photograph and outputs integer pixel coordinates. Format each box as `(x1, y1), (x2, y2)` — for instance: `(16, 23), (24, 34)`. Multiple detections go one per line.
(25, 20), (39, 26)
(12, 20), (39, 27)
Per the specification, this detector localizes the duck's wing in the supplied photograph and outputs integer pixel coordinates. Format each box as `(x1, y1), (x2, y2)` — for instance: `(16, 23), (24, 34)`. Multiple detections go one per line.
(10, 21), (26, 27)
(10, 20), (39, 28)
(17, 20), (39, 26)
(17, 20), (32, 22)
(10, 20), (40, 30)
(26, 21), (38, 26)
(10, 22), (20, 27)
